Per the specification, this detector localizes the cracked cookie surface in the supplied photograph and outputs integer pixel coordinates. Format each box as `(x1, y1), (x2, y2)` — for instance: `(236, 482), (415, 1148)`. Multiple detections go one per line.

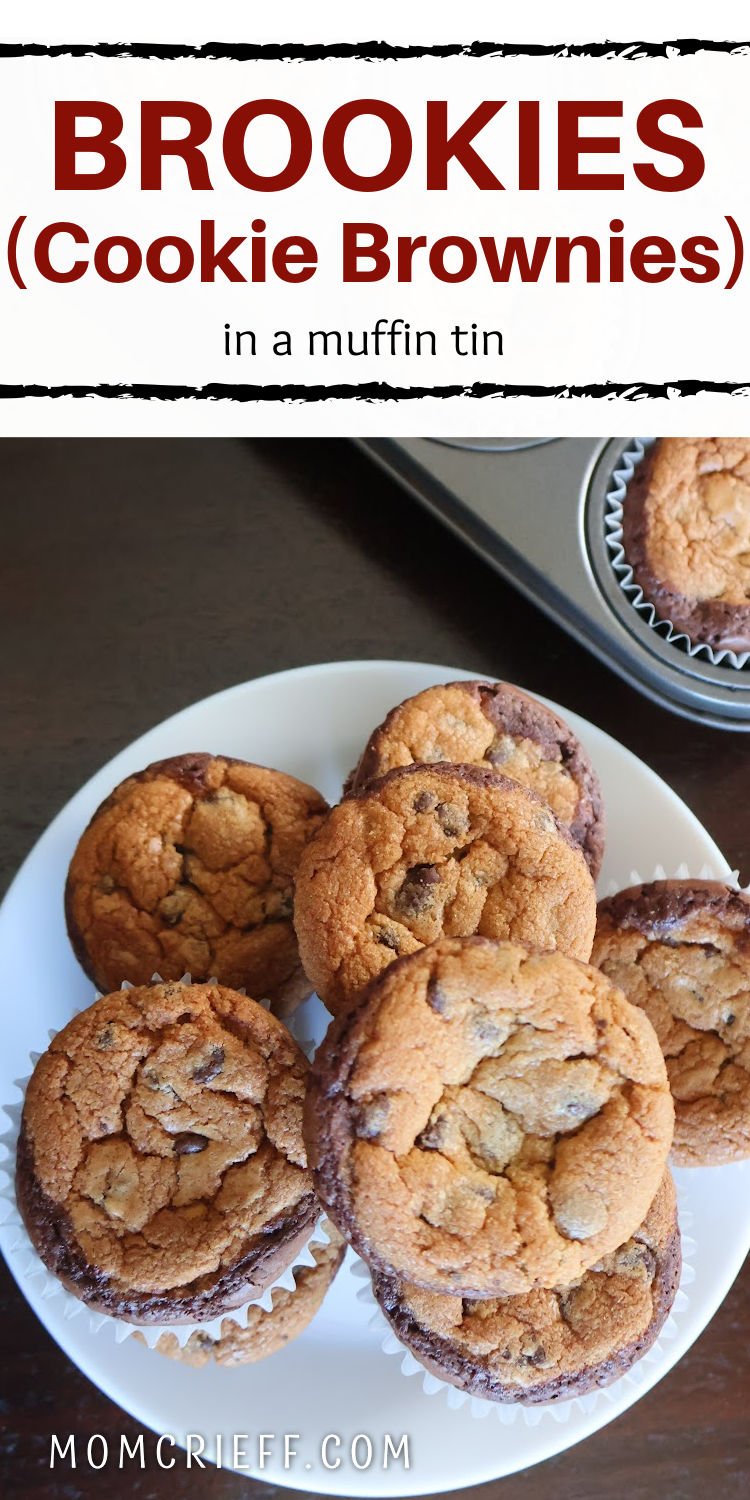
(148, 1229), (345, 1366)
(347, 681), (605, 877)
(372, 1172), (680, 1404)
(305, 937), (673, 1296)
(65, 753), (329, 1016)
(294, 763), (597, 1016)
(623, 438), (750, 649)
(593, 880), (750, 1166)
(17, 981), (318, 1323)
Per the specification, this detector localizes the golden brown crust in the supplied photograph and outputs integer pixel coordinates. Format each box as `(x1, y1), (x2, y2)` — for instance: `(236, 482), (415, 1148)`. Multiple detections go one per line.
(372, 1173), (681, 1404)
(347, 681), (605, 877)
(147, 1231), (345, 1367)
(294, 763), (597, 1016)
(17, 982), (318, 1322)
(65, 754), (329, 1017)
(593, 880), (750, 1167)
(305, 937), (674, 1297)
(623, 439), (750, 650)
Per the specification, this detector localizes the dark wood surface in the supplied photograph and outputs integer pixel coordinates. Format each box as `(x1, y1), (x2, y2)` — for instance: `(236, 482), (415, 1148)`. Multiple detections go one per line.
(0, 437), (748, 1500)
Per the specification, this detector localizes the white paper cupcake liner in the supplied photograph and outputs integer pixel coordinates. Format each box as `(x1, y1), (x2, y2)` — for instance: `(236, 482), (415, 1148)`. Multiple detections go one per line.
(600, 859), (742, 899)
(352, 1182), (695, 1428)
(604, 439), (750, 671)
(0, 972), (330, 1350)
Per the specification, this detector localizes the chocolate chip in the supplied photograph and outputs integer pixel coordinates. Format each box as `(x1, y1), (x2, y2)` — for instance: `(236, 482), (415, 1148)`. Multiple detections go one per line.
(724, 1012), (736, 1027)
(414, 791), (437, 813)
(192, 1046), (225, 1085)
(486, 736), (514, 766)
(159, 893), (186, 927)
(354, 1094), (390, 1140)
(472, 1183), (495, 1203)
(377, 928), (400, 951)
(525, 1345), (548, 1367)
(565, 1099), (593, 1119)
(426, 980), (450, 1016)
(173, 1132), (208, 1155)
(436, 801), (469, 839)
(416, 1115), (448, 1151)
(471, 1012), (501, 1046)
(395, 864), (440, 917)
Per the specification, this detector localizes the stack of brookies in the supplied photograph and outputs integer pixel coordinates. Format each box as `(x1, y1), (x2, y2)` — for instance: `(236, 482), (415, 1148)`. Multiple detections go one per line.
(13, 683), (750, 1394)
(15, 753), (345, 1366)
(291, 681), (684, 1403)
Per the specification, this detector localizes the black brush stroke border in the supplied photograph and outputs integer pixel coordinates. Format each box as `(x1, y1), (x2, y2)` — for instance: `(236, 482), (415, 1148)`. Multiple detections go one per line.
(2, 382), (749, 404)
(1, 40), (750, 61)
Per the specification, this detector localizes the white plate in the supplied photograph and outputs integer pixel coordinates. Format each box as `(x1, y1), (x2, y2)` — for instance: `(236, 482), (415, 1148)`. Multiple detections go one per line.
(1, 660), (748, 1498)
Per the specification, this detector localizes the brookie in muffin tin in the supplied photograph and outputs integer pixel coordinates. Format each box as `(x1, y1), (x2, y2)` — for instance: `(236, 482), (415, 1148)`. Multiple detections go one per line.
(622, 438), (750, 652)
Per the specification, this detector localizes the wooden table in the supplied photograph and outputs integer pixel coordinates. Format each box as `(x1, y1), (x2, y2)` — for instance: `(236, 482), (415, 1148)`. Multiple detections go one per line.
(1, 437), (747, 1500)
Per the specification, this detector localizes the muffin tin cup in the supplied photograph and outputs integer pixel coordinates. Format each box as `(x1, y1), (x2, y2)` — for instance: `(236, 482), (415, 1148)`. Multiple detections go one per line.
(604, 442), (750, 672)
(0, 973), (330, 1350)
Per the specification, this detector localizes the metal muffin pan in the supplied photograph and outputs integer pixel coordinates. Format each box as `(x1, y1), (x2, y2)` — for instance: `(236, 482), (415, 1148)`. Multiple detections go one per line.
(356, 436), (750, 730)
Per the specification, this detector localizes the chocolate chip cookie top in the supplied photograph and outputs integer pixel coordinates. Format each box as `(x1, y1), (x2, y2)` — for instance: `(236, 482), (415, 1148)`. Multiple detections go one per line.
(372, 1172), (680, 1405)
(149, 1230), (345, 1367)
(305, 937), (673, 1297)
(623, 439), (750, 650)
(347, 681), (605, 877)
(593, 880), (750, 1167)
(17, 981), (318, 1323)
(65, 753), (329, 1016)
(294, 763), (597, 1016)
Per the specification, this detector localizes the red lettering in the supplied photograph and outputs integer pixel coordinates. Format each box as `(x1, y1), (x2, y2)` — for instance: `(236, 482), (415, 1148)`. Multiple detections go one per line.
(199, 220), (246, 281)
(144, 236), (195, 282)
(342, 222), (390, 281)
(429, 236), (477, 283)
(681, 235), (720, 282)
(93, 236), (142, 283)
(558, 102), (624, 190)
(630, 236), (676, 282)
(141, 102), (212, 189)
(34, 221), (88, 281)
(223, 101), (312, 191)
(271, 237), (318, 282)
(426, 101), (505, 189)
(635, 100), (705, 191)
(54, 102), (126, 189)
(323, 101), (411, 190)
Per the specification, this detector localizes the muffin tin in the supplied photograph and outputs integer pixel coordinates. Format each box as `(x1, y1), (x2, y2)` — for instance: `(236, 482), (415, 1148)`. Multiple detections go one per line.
(357, 438), (750, 731)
